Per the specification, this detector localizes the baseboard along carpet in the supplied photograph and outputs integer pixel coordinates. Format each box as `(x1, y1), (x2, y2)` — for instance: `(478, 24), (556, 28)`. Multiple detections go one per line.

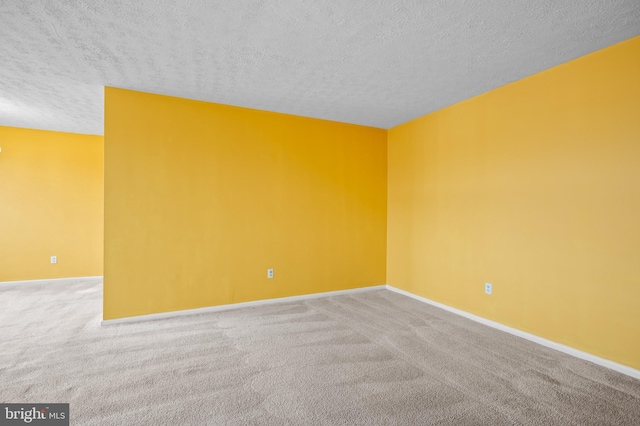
(1, 279), (639, 425)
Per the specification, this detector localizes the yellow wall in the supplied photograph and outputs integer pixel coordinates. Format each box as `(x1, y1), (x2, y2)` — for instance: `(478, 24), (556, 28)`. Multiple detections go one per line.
(388, 36), (640, 369)
(0, 126), (103, 282)
(104, 88), (387, 320)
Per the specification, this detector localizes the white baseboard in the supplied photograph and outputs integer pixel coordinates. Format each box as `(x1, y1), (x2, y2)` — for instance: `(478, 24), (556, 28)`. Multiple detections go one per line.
(0, 276), (103, 286)
(386, 285), (640, 380)
(101, 285), (386, 326)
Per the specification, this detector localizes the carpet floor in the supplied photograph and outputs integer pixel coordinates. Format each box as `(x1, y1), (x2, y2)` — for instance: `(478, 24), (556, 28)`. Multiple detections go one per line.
(1, 278), (639, 425)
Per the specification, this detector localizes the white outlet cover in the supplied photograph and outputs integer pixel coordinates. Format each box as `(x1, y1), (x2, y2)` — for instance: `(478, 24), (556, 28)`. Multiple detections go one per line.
(267, 269), (274, 279)
(485, 283), (492, 295)
(51, 256), (57, 264)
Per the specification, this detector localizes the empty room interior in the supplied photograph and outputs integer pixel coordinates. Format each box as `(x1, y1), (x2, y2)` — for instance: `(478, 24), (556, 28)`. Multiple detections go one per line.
(1, 1), (640, 425)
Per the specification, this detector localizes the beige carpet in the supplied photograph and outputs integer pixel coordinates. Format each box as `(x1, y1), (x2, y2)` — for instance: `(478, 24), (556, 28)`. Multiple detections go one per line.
(1, 279), (639, 425)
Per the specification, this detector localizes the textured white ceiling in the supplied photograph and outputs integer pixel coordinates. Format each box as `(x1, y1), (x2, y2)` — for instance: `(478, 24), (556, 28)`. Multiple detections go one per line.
(1, 1), (639, 135)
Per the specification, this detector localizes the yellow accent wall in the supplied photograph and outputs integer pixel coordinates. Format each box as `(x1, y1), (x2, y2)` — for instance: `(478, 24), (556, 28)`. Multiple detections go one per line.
(104, 88), (387, 320)
(388, 36), (640, 370)
(0, 126), (103, 282)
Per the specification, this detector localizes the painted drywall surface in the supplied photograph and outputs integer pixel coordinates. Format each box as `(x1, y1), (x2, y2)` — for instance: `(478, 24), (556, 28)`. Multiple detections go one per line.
(387, 36), (640, 369)
(104, 88), (387, 320)
(0, 126), (103, 281)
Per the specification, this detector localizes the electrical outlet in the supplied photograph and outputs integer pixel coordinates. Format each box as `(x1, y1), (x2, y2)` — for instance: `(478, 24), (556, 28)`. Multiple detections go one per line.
(51, 256), (57, 264)
(485, 282), (492, 295)
(267, 268), (274, 279)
